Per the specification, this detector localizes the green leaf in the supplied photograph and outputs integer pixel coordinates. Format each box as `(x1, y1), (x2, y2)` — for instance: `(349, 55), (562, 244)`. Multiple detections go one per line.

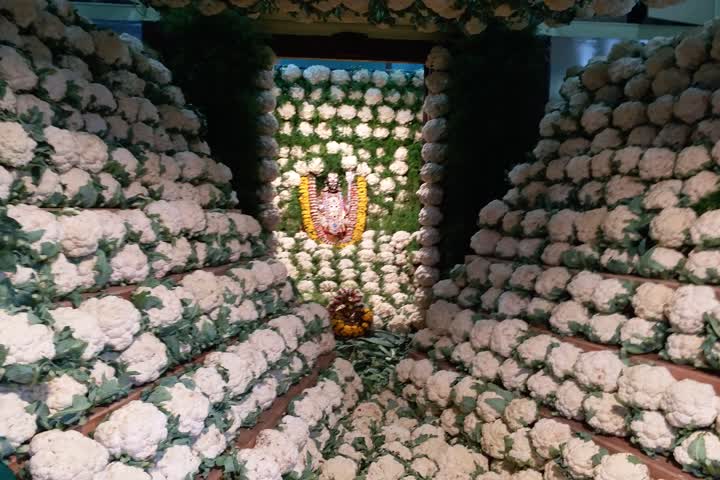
(626, 455), (642, 465)
(3, 363), (37, 384)
(0, 250), (16, 272)
(485, 398), (508, 415)
(72, 183), (99, 208)
(131, 290), (164, 311)
(688, 434), (707, 464)
(0, 436), (13, 459)
(146, 386), (172, 405)
(0, 345), (7, 366)
(94, 250), (112, 288)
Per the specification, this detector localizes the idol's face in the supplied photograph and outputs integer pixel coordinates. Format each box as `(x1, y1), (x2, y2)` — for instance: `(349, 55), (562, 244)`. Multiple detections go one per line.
(326, 173), (339, 191)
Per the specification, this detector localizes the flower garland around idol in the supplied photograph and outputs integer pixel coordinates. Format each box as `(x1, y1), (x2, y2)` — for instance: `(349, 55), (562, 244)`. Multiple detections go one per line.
(298, 175), (368, 248)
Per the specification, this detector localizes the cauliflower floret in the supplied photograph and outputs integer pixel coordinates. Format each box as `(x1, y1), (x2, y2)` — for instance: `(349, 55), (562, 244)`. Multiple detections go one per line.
(583, 393), (629, 436)
(545, 342), (581, 380)
(160, 382), (210, 437)
(629, 410), (676, 454)
(134, 284), (183, 329)
(148, 445), (201, 480)
(591, 279), (634, 314)
(661, 379), (719, 428)
(29, 430), (109, 480)
(649, 207), (696, 248)
(0, 310), (55, 365)
(526, 371), (560, 403)
(425, 370), (459, 408)
(254, 429), (300, 475)
(666, 285), (719, 334)
(481, 419), (510, 460)
(631, 283), (673, 321)
(499, 358), (532, 391)
(0, 392), (37, 448)
(529, 418), (571, 459)
(79, 296), (141, 351)
(95, 462), (150, 480)
(562, 436), (603, 479)
(471, 351), (502, 382)
(117, 333), (168, 385)
(503, 398), (538, 431)
(556, 380), (587, 420)
(549, 301), (589, 335)
(567, 271), (603, 306)
(0, 121), (37, 167)
(573, 351), (624, 393)
(617, 364), (676, 411)
(178, 270), (222, 313)
(534, 267), (571, 300)
(673, 431), (720, 474)
(58, 210), (103, 258)
(489, 319), (529, 358)
(516, 334), (558, 368)
(94, 400), (168, 461)
(588, 453), (649, 480)
(588, 313), (626, 344)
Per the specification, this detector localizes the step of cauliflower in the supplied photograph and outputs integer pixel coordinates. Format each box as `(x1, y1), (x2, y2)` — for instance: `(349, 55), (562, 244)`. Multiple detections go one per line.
(94, 400), (168, 460)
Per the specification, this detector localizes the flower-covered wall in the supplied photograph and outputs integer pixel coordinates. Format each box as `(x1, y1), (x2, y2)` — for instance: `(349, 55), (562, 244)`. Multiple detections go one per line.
(271, 63), (426, 331)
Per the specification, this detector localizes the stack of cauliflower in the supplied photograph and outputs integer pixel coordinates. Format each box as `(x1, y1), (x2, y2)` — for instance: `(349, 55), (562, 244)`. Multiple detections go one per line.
(388, 357), (656, 480)
(21, 340), (345, 480)
(0, 261), (308, 456)
(465, 20), (720, 288)
(0, 0), (239, 212)
(414, 19), (720, 479)
(275, 229), (422, 331)
(4, 203), (265, 300)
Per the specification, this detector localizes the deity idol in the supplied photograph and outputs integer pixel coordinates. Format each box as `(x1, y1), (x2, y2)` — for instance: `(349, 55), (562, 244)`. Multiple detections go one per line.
(304, 171), (365, 246)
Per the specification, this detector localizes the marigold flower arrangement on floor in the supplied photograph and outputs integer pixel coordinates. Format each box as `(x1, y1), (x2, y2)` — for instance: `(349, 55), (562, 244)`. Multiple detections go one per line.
(328, 288), (373, 338)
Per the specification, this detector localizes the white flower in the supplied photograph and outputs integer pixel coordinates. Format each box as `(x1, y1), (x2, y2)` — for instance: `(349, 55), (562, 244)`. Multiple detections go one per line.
(302, 65), (330, 85)
(371, 70), (389, 87)
(281, 64), (302, 82)
(364, 88), (383, 105)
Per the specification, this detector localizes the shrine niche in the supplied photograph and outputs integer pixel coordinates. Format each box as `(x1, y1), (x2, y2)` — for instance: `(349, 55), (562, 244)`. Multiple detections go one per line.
(299, 172), (368, 246)
(271, 63), (426, 331)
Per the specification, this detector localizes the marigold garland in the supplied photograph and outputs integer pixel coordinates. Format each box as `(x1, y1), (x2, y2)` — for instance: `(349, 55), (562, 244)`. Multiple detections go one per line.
(328, 288), (373, 338)
(298, 175), (367, 248)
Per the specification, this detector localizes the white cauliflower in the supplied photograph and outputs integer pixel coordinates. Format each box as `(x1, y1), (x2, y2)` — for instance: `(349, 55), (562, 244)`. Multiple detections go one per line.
(529, 418), (572, 459)
(0, 310), (55, 366)
(58, 210), (103, 257)
(617, 364), (676, 411)
(673, 431), (720, 474)
(148, 445), (201, 480)
(629, 410), (676, 454)
(556, 380), (587, 420)
(29, 430), (109, 480)
(79, 296), (141, 351)
(471, 351), (501, 382)
(109, 244), (149, 284)
(666, 285), (719, 334)
(95, 462), (150, 480)
(117, 333), (168, 385)
(516, 334), (558, 368)
(159, 382), (210, 437)
(573, 351), (624, 393)
(591, 279), (634, 314)
(489, 319), (529, 358)
(94, 400), (168, 461)
(594, 453), (649, 480)
(567, 271), (603, 306)
(583, 393), (629, 436)
(661, 379), (719, 428)
(562, 436), (603, 479)
(632, 283), (673, 322)
(49, 307), (108, 360)
(588, 314), (626, 344)
(0, 121), (37, 168)
(0, 392), (37, 448)
(549, 301), (590, 335)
